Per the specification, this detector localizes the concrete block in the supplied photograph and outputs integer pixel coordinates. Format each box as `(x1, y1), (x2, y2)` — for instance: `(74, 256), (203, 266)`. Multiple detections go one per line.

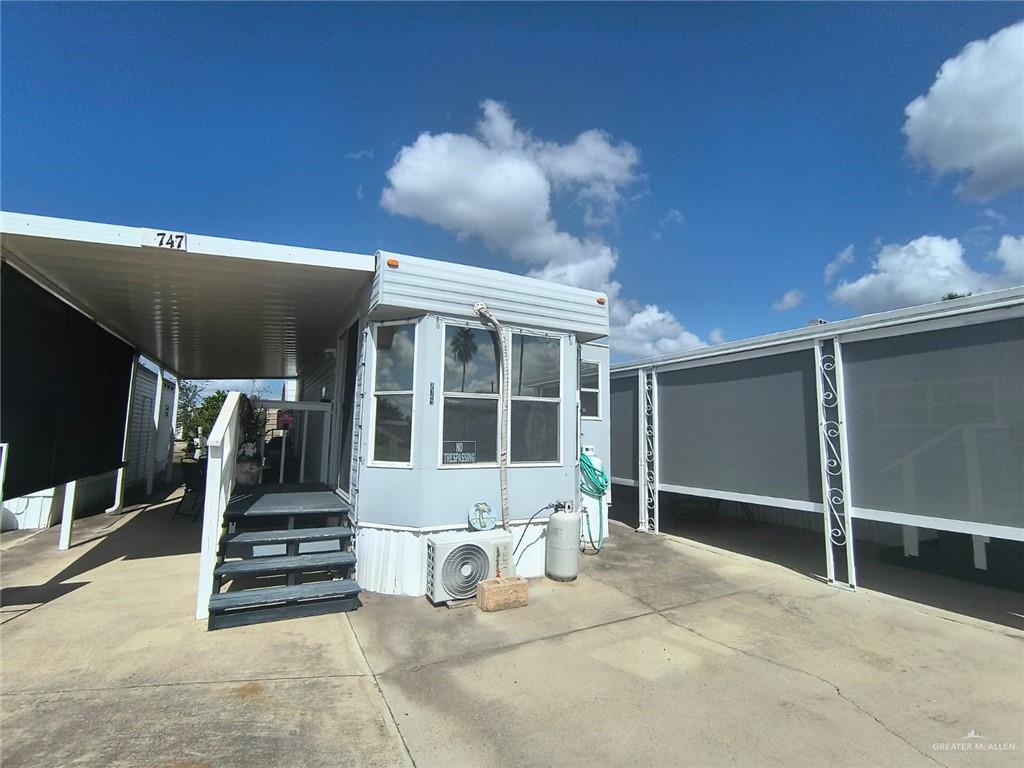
(476, 576), (529, 612)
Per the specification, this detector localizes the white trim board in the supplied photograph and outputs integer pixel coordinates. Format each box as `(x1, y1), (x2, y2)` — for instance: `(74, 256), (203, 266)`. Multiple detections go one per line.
(1, 211), (374, 273)
(614, 478), (1024, 543)
(851, 507), (1024, 542)
(657, 483), (824, 514)
(611, 288), (1024, 375)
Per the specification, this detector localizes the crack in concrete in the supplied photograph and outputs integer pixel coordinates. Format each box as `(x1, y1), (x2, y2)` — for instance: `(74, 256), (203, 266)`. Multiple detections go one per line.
(347, 613), (418, 768)
(650, 605), (948, 768)
(373, 576), (801, 678)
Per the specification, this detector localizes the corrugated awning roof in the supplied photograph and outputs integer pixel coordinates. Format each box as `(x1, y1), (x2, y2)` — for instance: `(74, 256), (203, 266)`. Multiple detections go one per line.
(1, 212), (374, 379)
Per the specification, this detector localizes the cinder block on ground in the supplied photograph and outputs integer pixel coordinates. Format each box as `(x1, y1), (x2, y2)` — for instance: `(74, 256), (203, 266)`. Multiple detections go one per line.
(476, 576), (529, 611)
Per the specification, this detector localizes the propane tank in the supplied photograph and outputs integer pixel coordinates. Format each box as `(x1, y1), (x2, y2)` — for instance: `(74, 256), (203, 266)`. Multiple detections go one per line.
(545, 500), (581, 581)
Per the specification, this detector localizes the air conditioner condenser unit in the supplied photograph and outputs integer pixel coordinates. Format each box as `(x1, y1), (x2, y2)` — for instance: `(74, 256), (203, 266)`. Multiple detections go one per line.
(426, 529), (514, 604)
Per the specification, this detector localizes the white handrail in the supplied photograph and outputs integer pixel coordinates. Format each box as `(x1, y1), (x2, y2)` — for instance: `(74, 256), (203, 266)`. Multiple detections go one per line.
(194, 391), (242, 621)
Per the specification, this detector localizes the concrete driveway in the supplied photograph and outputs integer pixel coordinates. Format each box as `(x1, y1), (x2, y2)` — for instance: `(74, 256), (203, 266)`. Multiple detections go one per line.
(2, 492), (1021, 767)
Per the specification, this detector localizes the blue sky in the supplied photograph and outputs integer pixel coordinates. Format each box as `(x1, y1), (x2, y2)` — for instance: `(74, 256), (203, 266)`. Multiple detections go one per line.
(3, 2), (1022, 370)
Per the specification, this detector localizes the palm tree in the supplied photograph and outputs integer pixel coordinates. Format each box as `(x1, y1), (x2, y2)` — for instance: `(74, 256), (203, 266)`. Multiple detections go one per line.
(450, 327), (478, 391)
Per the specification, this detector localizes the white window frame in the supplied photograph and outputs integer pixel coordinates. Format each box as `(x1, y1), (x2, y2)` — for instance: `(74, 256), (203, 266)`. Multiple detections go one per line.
(368, 319), (418, 469)
(580, 359), (602, 421)
(437, 320), (563, 469)
(437, 319), (500, 469)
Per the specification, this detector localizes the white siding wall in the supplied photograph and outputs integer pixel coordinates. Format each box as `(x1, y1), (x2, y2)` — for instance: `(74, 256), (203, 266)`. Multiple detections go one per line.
(125, 366), (158, 488)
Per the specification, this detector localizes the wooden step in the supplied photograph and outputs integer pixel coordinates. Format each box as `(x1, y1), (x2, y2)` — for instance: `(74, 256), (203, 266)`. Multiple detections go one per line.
(208, 579), (361, 629)
(221, 526), (353, 547)
(215, 550), (355, 578)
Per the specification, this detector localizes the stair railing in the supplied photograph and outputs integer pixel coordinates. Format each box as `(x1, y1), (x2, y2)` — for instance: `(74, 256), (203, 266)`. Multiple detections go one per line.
(194, 391), (242, 620)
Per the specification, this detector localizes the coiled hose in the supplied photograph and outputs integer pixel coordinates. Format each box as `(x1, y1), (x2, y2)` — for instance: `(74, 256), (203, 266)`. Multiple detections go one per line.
(580, 451), (610, 554)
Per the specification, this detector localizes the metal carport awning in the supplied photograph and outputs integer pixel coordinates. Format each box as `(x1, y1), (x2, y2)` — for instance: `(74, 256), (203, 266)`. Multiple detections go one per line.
(0, 212), (375, 378)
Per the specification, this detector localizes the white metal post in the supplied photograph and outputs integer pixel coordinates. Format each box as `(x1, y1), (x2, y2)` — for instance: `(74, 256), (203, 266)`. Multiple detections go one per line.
(165, 377), (178, 483)
(145, 366), (164, 496)
(637, 368), (660, 534)
(278, 430), (287, 484)
(58, 480), (77, 550)
(107, 355), (139, 514)
(833, 340), (857, 588)
(0, 442), (9, 509)
(299, 411), (308, 483)
(972, 535), (990, 570)
(902, 526), (920, 557)
(320, 409), (330, 485)
(813, 340), (838, 585)
(637, 368), (645, 531)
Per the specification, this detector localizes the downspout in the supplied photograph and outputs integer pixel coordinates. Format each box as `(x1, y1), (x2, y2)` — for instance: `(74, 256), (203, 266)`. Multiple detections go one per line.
(473, 303), (511, 530)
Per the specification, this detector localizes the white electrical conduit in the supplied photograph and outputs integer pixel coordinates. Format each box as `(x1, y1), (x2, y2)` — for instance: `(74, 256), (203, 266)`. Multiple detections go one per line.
(473, 302), (511, 530)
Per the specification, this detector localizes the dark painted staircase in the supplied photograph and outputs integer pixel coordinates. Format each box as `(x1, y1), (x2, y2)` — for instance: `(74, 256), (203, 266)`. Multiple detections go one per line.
(208, 484), (361, 630)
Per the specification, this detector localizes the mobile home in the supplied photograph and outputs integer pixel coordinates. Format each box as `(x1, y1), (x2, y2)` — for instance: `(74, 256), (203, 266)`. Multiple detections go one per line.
(0, 212), (612, 628)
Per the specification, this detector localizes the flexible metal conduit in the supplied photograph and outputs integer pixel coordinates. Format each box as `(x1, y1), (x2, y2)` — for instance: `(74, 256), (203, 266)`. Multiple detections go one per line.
(473, 302), (511, 530)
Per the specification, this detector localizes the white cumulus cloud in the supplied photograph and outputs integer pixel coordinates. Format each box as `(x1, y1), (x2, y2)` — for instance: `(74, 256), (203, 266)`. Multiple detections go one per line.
(772, 289), (804, 312)
(708, 328), (726, 345)
(995, 234), (1024, 282)
(903, 21), (1024, 201)
(831, 234), (1024, 313)
(381, 99), (706, 358)
(651, 207), (685, 240)
(824, 244), (855, 284)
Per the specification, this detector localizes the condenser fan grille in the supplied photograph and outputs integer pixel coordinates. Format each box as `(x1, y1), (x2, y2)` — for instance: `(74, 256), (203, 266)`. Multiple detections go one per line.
(441, 543), (490, 599)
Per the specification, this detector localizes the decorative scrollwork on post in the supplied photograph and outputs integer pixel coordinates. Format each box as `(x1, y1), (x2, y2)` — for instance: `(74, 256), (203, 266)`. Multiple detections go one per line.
(638, 369), (660, 534)
(818, 349), (847, 546)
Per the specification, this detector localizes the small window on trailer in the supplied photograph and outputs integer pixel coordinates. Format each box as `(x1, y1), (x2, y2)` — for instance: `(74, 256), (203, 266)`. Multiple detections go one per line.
(580, 360), (601, 419)
(370, 322), (416, 465)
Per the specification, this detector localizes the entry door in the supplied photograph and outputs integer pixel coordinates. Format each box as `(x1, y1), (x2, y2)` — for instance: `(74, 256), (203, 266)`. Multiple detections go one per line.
(336, 322), (360, 495)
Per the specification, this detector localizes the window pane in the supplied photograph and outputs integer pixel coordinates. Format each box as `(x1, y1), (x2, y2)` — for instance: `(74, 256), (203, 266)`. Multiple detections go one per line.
(442, 398), (498, 464)
(511, 335), (560, 397)
(581, 390), (599, 418)
(374, 394), (412, 462)
(511, 400), (559, 462)
(444, 326), (499, 394)
(375, 324), (415, 392)
(580, 361), (599, 390)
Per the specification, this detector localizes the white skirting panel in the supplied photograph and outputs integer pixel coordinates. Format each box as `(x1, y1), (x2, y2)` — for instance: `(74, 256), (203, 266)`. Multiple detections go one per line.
(356, 521), (551, 596)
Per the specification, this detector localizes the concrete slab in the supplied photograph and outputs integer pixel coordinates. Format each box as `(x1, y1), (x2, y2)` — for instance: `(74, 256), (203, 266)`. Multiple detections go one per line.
(662, 576), (1024, 764)
(1, 501), (368, 693)
(376, 611), (946, 767)
(370, 526), (1023, 768)
(0, 491), (411, 768)
(348, 570), (650, 673)
(2, 489), (1021, 768)
(1, 675), (408, 768)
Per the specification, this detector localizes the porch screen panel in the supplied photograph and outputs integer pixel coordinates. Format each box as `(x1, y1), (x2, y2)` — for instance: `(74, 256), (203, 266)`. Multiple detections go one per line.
(609, 375), (639, 482)
(1, 263), (133, 498)
(842, 318), (1024, 529)
(657, 351), (822, 503)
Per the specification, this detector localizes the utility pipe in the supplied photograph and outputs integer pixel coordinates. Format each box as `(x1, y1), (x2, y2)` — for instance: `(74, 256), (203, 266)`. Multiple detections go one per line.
(473, 303), (511, 529)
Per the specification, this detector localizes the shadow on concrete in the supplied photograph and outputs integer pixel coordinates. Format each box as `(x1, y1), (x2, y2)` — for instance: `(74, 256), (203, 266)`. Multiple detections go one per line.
(611, 483), (1024, 631)
(0, 480), (201, 613)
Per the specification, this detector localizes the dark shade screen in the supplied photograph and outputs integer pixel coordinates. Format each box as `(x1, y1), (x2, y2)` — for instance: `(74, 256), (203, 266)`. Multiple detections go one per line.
(1, 264), (134, 498)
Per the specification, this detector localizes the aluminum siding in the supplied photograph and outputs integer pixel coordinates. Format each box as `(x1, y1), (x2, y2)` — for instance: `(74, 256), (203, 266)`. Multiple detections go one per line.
(372, 251), (609, 341)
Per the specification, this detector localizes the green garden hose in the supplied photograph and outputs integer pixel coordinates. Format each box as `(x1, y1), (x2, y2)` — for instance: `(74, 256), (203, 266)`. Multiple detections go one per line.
(580, 451), (610, 554)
